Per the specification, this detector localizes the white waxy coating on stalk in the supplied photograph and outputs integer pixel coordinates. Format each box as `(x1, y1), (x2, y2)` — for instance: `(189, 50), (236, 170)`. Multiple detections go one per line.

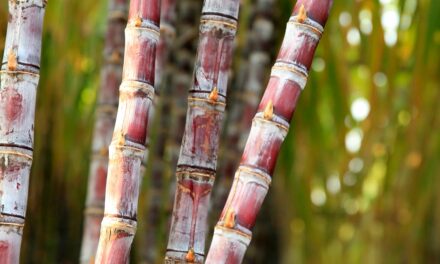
(213, 225), (251, 246)
(80, 1), (127, 262)
(178, 96), (226, 170)
(0, 0), (46, 262)
(100, 216), (137, 236)
(207, 2), (332, 262)
(202, 0), (240, 18)
(193, 18), (237, 97)
(95, 1), (160, 262)
(104, 145), (145, 216)
(166, 1), (240, 262)
(0, 150), (32, 217)
(267, 14), (324, 91)
(126, 20), (160, 41)
(235, 165), (272, 188)
(254, 112), (290, 134)
(3, 1), (45, 73)
(288, 15), (324, 40)
(118, 80), (155, 97)
(0, 74), (38, 146)
(271, 62), (308, 90)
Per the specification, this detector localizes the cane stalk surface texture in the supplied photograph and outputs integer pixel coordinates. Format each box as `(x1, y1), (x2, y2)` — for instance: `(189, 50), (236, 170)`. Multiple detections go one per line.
(206, 1), (333, 263)
(212, 0), (278, 261)
(0, 0), (46, 262)
(94, 0), (160, 262)
(166, 0), (202, 212)
(142, 0), (176, 262)
(79, 1), (128, 262)
(214, 0), (276, 221)
(165, 0), (240, 263)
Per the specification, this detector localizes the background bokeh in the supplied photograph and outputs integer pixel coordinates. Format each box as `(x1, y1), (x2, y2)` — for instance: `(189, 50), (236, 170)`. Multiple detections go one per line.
(0, 0), (439, 263)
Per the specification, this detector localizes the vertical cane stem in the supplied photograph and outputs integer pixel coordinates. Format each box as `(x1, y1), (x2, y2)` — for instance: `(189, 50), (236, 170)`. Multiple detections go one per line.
(0, 1), (46, 262)
(206, 1), (333, 263)
(80, 1), (128, 263)
(165, 0), (240, 263)
(141, 0), (176, 262)
(94, 0), (161, 263)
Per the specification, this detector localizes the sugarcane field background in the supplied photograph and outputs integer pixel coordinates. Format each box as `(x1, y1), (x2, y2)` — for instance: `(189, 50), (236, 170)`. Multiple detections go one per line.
(0, 0), (439, 263)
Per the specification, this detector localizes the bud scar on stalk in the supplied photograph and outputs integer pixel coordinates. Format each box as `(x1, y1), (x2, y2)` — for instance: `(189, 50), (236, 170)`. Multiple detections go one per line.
(209, 87), (219, 102)
(297, 4), (307, 23)
(7, 49), (17, 71)
(133, 16), (143, 27)
(263, 100), (274, 120)
(224, 209), (236, 228)
(186, 248), (195, 262)
(115, 132), (125, 145)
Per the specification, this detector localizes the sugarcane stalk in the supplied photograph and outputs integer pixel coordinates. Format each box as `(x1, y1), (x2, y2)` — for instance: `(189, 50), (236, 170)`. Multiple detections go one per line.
(206, 1), (333, 263)
(137, 2), (202, 261)
(211, 1), (279, 262)
(0, 0), (46, 262)
(141, 0), (176, 262)
(94, 0), (160, 262)
(213, 0), (276, 223)
(165, 0), (202, 193)
(165, 0), (240, 263)
(145, 1), (202, 260)
(79, 0), (128, 263)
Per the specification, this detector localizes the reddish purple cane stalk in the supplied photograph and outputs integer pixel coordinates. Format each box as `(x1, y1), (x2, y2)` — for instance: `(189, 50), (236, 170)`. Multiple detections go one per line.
(213, 0), (277, 224)
(206, 1), (333, 263)
(165, 0), (240, 263)
(80, 0), (128, 262)
(0, 0), (46, 262)
(142, 0), (176, 262)
(94, 0), (160, 263)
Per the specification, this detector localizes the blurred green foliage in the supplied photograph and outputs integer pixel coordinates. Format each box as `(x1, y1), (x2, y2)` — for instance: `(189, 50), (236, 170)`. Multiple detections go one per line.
(0, 0), (439, 263)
